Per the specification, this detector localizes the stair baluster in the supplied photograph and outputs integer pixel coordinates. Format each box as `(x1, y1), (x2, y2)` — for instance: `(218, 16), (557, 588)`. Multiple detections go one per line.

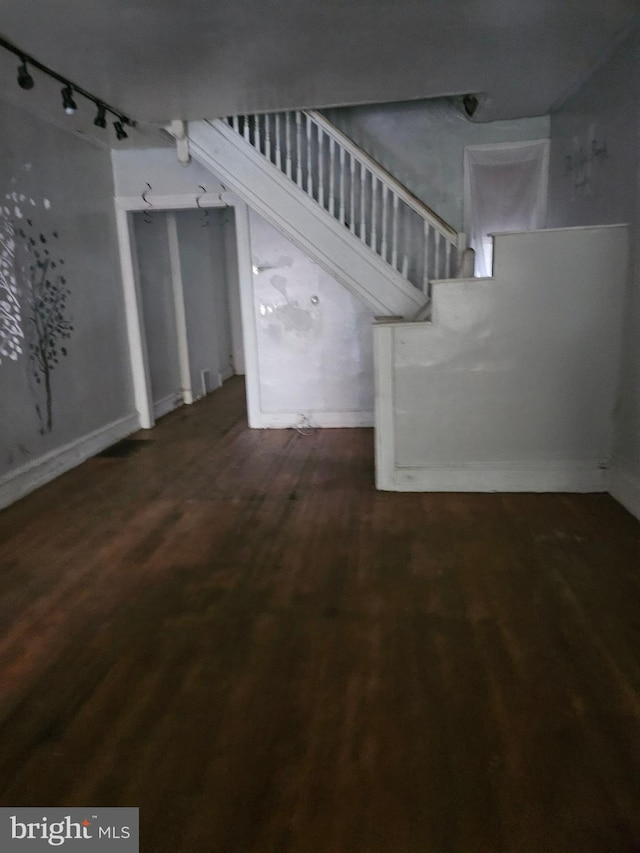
(295, 112), (303, 188)
(220, 109), (463, 294)
(329, 137), (336, 217)
(391, 193), (399, 270)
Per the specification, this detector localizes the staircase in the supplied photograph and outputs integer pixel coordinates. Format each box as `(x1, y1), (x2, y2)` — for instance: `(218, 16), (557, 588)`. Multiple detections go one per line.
(184, 110), (464, 319)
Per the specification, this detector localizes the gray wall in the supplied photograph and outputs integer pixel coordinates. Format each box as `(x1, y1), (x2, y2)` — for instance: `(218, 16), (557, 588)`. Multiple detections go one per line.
(176, 208), (233, 393)
(0, 98), (133, 480)
(546, 25), (640, 513)
(547, 34), (638, 229)
(323, 100), (550, 231)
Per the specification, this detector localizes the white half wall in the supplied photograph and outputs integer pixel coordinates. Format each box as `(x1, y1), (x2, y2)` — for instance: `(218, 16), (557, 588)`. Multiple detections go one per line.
(374, 225), (629, 491)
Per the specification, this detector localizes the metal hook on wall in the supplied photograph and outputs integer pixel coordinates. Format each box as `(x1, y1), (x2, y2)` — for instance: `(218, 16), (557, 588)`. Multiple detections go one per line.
(142, 182), (153, 224)
(195, 185), (209, 227)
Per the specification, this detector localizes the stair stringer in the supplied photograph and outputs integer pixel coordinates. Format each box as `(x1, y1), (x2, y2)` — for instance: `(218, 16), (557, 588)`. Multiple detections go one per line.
(187, 119), (428, 319)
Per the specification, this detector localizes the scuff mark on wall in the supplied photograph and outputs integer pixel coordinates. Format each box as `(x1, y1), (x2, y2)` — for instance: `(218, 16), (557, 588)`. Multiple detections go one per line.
(265, 274), (318, 335)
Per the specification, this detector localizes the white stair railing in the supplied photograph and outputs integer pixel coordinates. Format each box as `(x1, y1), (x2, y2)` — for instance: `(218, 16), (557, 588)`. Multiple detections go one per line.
(224, 110), (464, 292)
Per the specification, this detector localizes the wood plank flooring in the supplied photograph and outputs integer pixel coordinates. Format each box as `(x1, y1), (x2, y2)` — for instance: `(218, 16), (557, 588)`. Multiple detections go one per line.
(1, 375), (640, 852)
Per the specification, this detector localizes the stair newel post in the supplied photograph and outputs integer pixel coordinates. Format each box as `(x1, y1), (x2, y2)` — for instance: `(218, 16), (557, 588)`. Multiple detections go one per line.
(285, 113), (292, 179)
(295, 112), (303, 188)
(360, 164), (366, 244)
(339, 146), (346, 225)
(381, 185), (388, 263)
(349, 154), (356, 234)
(445, 239), (452, 278)
(318, 127), (325, 210)
(434, 231), (441, 280)
(329, 137), (336, 217)
(456, 231), (467, 277)
(274, 113), (282, 171)
(391, 192), (399, 270)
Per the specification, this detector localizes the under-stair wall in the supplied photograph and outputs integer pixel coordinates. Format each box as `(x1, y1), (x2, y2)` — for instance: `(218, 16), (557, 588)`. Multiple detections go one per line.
(374, 224), (628, 491)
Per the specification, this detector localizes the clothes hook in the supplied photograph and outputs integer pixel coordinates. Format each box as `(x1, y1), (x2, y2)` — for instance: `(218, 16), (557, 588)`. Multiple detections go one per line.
(142, 183), (153, 224)
(196, 185), (209, 226)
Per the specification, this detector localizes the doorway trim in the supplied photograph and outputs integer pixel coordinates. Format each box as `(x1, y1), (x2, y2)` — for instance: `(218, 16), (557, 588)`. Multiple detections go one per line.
(114, 192), (260, 430)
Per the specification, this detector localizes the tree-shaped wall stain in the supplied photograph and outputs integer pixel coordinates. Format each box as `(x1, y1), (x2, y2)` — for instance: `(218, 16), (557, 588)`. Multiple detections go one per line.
(18, 221), (73, 434)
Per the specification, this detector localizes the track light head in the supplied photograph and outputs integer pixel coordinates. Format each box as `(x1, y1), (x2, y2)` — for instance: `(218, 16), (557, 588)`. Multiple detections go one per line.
(113, 120), (128, 141)
(17, 60), (34, 90)
(61, 85), (77, 115)
(93, 103), (106, 129)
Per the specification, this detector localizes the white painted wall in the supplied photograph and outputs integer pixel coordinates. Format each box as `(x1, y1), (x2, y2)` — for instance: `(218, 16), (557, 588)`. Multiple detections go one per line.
(249, 210), (376, 427)
(374, 225), (628, 491)
(323, 100), (550, 231)
(547, 23), (640, 519)
(111, 148), (226, 200)
(0, 98), (137, 509)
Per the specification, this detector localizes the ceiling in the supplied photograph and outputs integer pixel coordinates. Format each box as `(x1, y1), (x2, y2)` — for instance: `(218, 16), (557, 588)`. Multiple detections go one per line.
(0, 0), (637, 147)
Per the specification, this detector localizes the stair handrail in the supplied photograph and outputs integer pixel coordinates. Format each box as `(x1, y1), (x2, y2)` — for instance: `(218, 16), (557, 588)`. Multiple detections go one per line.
(308, 110), (458, 245)
(221, 108), (465, 288)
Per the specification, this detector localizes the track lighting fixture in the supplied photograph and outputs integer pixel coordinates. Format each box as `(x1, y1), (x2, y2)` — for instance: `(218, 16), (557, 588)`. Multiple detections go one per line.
(113, 120), (128, 141)
(61, 85), (77, 115)
(17, 59), (34, 90)
(93, 103), (107, 129)
(1, 34), (134, 137)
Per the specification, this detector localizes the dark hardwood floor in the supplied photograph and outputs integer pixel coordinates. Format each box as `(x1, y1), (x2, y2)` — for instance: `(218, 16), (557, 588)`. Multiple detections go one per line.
(1, 375), (640, 852)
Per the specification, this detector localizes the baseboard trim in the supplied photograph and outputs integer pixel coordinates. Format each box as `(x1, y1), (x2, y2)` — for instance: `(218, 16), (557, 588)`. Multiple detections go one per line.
(256, 411), (374, 429)
(608, 463), (640, 521)
(379, 461), (608, 492)
(0, 413), (141, 510)
(153, 393), (183, 419)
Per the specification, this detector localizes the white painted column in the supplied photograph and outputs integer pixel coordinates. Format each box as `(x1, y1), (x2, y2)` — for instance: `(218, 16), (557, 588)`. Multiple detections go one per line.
(232, 202), (263, 428)
(114, 205), (154, 429)
(166, 212), (194, 405)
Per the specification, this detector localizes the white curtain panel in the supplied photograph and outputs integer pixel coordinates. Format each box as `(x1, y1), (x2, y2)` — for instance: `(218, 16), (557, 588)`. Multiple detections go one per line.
(464, 140), (549, 277)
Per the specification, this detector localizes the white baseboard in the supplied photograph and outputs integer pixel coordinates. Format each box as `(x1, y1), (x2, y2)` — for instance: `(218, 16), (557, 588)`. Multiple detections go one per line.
(153, 393), (183, 419)
(256, 411), (374, 429)
(0, 413), (141, 510)
(609, 463), (640, 521)
(379, 460), (608, 492)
